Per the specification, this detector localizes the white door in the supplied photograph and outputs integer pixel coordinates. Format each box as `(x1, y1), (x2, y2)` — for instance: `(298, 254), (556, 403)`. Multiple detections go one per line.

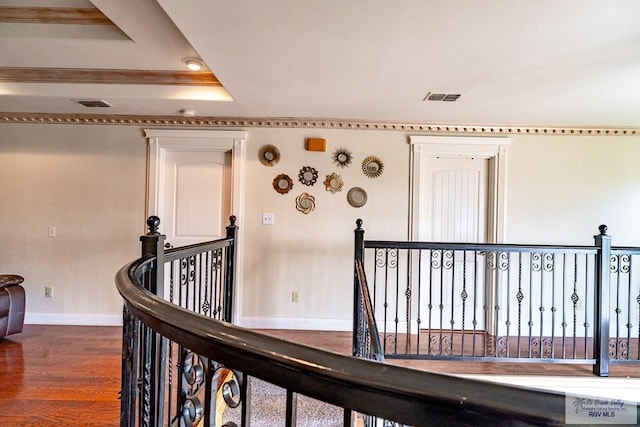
(409, 136), (510, 344)
(418, 157), (489, 338)
(144, 129), (247, 318)
(426, 157), (488, 243)
(163, 150), (231, 248)
(161, 150), (231, 314)
(425, 157), (489, 332)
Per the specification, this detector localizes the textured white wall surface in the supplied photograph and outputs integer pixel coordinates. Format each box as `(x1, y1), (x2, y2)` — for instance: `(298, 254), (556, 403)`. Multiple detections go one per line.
(2, 123), (639, 328)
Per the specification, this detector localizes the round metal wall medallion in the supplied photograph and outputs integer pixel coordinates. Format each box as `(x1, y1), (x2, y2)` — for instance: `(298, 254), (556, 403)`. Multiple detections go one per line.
(323, 173), (344, 194)
(258, 145), (280, 166)
(347, 187), (367, 208)
(295, 193), (316, 214)
(298, 166), (318, 186)
(362, 156), (384, 178)
(272, 173), (293, 194)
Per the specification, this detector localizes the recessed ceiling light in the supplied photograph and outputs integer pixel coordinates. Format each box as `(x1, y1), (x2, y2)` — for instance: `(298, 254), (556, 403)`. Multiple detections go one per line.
(182, 57), (203, 71)
(179, 108), (196, 117)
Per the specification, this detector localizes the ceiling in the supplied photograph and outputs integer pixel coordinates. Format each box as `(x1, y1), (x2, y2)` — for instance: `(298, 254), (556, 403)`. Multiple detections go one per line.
(1, 0), (640, 128)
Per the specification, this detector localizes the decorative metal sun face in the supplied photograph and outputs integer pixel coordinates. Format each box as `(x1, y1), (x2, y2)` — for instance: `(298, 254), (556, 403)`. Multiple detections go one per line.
(362, 155), (384, 178)
(333, 148), (353, 168)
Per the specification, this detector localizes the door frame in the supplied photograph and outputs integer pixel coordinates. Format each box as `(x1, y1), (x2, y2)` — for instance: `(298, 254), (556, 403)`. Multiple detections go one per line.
(408, 135), (511, 336)
(144, 129), (247, 228)
(408, 135), (511, 244)
(144, 128), (247, 319)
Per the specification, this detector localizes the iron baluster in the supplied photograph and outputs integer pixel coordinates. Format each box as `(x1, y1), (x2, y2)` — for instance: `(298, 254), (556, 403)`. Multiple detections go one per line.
(561, 254), (567, 359)
(404, 249), (411, 354)
(461, 250), (467, 356)
(584, 253), (590, 359)
(516, 252), (523, 358)
(416, 249), (423, 355)
(472, 250), (479, 357)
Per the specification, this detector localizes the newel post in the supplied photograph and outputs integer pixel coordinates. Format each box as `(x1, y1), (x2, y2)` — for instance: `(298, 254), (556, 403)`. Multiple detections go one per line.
(593, 224), (611, 377)
(224, 215), (238, 323)
(138, 216), (168, 425)
(353, 219), (365, 356)
(140, 215), (166, 297)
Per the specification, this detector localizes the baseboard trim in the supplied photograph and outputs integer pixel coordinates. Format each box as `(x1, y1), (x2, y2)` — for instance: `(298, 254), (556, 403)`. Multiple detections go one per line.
(25, 313), (122, 326)
(238, 317), (353, 331)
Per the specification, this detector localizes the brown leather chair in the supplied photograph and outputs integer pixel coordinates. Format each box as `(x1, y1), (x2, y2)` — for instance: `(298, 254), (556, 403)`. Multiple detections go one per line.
(0, 275), (25, 339)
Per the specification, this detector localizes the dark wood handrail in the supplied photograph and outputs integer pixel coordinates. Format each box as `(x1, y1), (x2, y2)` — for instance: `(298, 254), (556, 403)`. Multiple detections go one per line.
(164, 237), (233, 262)
(355, 259), (385, 362)
(364, 239), (598, 254)
(116, 256), (567, 426)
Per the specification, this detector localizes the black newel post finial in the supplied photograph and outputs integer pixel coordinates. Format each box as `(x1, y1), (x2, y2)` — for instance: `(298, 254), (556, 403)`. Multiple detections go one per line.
(598, 224), (608, 236)
(354, 219), (365, 263)
(226, 215), (238, 242)
(146, 215), (161, 235)
(140, 216), (166, 296)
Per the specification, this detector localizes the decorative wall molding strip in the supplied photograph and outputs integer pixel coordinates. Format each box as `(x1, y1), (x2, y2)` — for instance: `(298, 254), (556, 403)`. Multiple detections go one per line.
(1, 113), (638, 136)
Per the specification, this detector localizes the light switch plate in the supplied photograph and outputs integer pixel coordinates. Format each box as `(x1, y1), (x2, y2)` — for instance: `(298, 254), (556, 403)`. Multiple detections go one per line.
(262, 213), (275, 225)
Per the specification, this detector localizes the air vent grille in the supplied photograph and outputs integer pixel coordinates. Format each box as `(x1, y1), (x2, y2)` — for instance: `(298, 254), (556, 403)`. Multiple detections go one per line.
(74, 99), (113, 108)
(423, 92), (461, 102)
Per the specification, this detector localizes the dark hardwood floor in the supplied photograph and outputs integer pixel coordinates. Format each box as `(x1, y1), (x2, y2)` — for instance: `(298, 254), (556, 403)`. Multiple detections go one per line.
(0, 325), (122, 426)
(1, 325), (638, 426)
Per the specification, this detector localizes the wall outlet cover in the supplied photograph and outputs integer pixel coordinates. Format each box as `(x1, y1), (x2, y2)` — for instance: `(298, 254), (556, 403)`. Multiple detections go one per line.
(262, 213), (275, 225)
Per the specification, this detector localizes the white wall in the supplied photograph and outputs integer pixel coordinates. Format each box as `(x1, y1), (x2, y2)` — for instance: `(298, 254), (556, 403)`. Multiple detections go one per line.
(0, 124), (146, 325)
(506, 135), (640, 245)
(1, 122), (640, 328)
(239, 128), (409, 329)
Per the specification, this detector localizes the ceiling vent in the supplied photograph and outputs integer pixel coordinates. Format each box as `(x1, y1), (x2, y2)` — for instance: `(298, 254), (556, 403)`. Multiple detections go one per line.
(423, 92), (461, 102)
(74, 99), (113, 108)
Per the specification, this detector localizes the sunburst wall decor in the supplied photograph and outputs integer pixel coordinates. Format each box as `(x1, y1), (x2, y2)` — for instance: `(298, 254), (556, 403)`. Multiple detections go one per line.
(332, 148), (353, 168)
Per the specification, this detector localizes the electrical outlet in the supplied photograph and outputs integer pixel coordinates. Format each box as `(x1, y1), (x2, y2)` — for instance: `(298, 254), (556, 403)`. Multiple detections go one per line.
(48, 226), (56, 238)
(45, 286), (53, 298)
(292, 291), (299, 303)
(262, 213), (275, 225)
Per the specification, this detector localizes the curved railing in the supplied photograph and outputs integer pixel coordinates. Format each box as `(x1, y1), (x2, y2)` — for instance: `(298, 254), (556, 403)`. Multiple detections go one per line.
(115, 218), (569, 426)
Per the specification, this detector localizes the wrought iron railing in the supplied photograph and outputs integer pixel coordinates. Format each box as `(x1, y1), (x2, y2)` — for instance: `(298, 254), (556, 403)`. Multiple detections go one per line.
(353, 219), (640, 377)
(116, 216), (569, 426)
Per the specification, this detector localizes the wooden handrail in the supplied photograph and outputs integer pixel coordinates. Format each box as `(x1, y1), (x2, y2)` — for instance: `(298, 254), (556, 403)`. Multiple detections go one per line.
(355, 259), (385, 362)
(116, 257), (567, 426)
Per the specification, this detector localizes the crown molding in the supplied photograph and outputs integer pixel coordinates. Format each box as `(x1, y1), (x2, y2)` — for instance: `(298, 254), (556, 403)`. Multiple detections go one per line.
(1, 113), (638, 136)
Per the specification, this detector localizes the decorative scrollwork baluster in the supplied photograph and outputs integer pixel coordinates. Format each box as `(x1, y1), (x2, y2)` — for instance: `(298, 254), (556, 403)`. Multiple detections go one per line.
(181, 351), (206, 427)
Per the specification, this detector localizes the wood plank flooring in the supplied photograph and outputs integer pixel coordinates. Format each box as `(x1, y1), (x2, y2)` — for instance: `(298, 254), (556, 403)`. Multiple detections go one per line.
(1, 325), (638, 426)
(0, 325), (122, 426)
